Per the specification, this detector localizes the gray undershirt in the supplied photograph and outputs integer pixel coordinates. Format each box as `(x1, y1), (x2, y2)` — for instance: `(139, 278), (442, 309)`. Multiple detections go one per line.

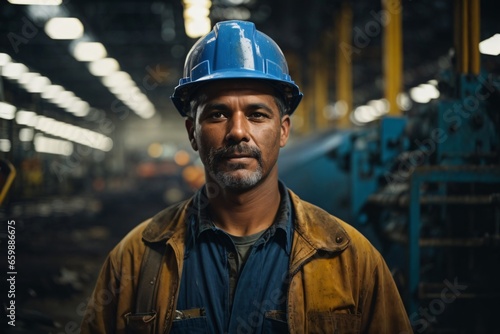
(227, 230), (266, 305)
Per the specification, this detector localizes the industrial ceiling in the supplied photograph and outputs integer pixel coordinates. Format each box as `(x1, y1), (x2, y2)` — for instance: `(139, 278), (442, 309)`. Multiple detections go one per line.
(0, 0), (499, 132)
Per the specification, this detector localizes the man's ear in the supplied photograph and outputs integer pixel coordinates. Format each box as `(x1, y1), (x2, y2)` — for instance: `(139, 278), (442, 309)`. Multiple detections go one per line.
(185, 118), (198, 151)
(280, 114), (291, 148)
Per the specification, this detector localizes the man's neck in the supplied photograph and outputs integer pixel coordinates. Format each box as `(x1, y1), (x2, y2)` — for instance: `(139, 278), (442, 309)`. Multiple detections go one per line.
(208, 176), (281, 237)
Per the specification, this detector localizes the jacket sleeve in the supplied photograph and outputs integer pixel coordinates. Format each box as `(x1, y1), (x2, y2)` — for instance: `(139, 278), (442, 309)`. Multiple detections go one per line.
(360, 252), (413, 333)
(80, 254), (120, 334)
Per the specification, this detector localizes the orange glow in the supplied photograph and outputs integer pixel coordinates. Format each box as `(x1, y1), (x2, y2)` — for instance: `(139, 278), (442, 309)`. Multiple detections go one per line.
(147, 142), (163, 158)
(174, 150), (190, 166)
(182, 165), (205, 189)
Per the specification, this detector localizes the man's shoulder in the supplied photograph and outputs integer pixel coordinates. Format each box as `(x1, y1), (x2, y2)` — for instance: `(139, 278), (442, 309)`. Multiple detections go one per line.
(289, 189), (382, 262)
(109, 198), (192, 258)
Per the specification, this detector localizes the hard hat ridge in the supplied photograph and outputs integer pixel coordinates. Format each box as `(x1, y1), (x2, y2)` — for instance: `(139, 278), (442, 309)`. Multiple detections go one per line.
(171, 20), (303, 116)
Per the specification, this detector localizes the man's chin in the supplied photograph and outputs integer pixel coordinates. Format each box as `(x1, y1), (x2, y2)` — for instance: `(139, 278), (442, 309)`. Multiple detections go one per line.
(213, 169), (263, 190)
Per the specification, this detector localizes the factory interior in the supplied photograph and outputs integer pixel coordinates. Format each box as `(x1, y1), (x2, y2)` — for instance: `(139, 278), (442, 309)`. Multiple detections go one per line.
(1, 0), (499, 332)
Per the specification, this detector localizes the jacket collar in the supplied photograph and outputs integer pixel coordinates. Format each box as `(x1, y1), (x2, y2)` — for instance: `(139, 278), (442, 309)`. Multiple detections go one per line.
(142, 199), (192, 243)
(141, 188), (350, 256)
(289, 190), (350, 252)
(287, 189), (350, 275)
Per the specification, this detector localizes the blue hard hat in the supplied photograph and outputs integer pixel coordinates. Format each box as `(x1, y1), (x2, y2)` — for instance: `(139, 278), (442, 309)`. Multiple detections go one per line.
(171, 20), (303, 116)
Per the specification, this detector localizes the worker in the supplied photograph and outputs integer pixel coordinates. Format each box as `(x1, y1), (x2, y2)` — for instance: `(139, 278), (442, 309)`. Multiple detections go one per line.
(81, 20), (412, 333)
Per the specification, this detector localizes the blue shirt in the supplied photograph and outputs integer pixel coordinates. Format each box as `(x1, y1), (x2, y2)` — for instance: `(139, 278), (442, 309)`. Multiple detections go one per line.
(173, 182), (293, 334)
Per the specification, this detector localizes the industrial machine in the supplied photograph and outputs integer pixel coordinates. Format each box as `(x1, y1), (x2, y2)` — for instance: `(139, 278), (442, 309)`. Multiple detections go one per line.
(279, 70), (500, 332)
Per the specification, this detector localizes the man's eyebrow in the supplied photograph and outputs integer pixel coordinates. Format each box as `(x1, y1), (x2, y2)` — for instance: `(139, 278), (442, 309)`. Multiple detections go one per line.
(247, 103), (274, 114)
(202, 102), (230, 111)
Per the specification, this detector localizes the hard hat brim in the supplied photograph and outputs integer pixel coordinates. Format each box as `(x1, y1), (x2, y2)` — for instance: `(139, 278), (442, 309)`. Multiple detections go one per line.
(171, 70), (302, 117)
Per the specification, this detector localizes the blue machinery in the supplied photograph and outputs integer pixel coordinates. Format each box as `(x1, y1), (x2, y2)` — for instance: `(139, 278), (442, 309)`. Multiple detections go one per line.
(279, 72), (500, 332)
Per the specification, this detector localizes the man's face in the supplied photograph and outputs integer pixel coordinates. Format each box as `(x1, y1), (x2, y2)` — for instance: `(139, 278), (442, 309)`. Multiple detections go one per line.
(185, 80), (290, 191)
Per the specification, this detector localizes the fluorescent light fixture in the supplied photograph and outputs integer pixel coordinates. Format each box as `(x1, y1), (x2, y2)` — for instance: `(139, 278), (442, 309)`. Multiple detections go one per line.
(419, 84), (440, 99)
(15, 110), (38, 126)
(183, 0), (211, 38)
(479, 34), (500, 56)
(73, 42), (107, 62)
(396, 92), (412, 111)
(41, 84), (64, 100)
(52, 90), (75, 106)
(101, 71), (133, 88)
(68, 100), (90, 116)
(2, 62), (28, 80)
(8, 0), (62, 5)
(0, 53), (12, 67)
(59, 95), (80, 109)
(184, 6), (210, 19)
(34, 115), (113, 151)
(184, 17), (211, 38)
(0, 102), (16, 120)
(366, 99), (389, 117)
(0, 139), (11, 153)
(26, 75), (51, 93)
(353, 105), (377, 123)
(183, 0), (212, 8)
(18, 72), (39, 85)
(19, 128), (34, 142)
(45, 17), (84, 40)
(34, 134), (74, 156)
(88, 57), (120, 77)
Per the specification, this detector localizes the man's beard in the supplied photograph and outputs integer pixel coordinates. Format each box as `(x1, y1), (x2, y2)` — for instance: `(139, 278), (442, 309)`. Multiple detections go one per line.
(206, 144), (264, 190)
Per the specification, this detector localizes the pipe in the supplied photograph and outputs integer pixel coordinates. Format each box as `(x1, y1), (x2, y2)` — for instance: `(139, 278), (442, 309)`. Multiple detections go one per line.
(383, 0), (403, 116)
(335, 1), (353, 128)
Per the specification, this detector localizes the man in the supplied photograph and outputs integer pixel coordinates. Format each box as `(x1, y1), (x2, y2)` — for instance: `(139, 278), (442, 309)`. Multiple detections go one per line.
(81, 20), (412, 333)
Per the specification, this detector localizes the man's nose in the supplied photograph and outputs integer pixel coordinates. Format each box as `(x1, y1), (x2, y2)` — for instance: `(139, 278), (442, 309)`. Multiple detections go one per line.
(225, 112), (250, 144)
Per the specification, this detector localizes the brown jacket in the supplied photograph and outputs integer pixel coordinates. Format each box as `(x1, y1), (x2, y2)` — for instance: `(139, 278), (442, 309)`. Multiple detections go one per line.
(81, 190), (412, 333)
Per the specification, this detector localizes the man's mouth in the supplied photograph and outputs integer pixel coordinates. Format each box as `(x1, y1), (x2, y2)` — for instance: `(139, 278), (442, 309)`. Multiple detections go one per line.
(209, 144), (263, 170)
(224, 154), (253, 160)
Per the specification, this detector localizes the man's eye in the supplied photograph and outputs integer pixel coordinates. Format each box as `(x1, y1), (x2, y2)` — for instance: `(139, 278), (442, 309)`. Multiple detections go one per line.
(249, 112), (266, 119)
(210, 112), (226, 119)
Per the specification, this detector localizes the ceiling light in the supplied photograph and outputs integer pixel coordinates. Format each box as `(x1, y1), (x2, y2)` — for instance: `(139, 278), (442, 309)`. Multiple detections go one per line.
(185, 17), (211, 38)
(34, 134), (73, 156)
(183, 0), (212, 8)
(101, 71), (133, 88)
(73, 42), (107, 62)
(0, 102), (16, 120)
(88, 57), (120, 77)
(68, 100), (90, 116)
(19, 128), (34, 142)
(41, 84), (64, 100)
(18, 72), (39, 85)
(396, 92), (412, 111)
(353, 105), (377, 123)
(183, 0), (211, 38)
(367, 99), (389, 117)
(15, 110), (37, 126)
(26, 75), (51, 93)
(52, 90), (75, 106)
(184, 6), (210, 19)
(479, 33), (500, 56)
(2, 62), (28, 80)
(8, 0), (62, 5)
(59, 95), (80, 109)
(45, 17), (84, 40)
(410, 86), (431, 104)
(0, 53), (12, 67)
(0, 139), (11, 153)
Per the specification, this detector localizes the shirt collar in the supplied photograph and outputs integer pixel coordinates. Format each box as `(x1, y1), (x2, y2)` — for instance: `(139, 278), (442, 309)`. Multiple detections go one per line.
(186, 181), (293, 254)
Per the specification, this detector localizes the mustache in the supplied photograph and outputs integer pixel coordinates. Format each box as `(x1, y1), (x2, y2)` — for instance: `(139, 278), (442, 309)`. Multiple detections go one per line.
(210, 144), (262, 162)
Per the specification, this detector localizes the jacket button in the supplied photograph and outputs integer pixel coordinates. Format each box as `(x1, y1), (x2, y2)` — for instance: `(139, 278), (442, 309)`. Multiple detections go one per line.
(228, 252), (235, 259)
(336, 236), (343, 243)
